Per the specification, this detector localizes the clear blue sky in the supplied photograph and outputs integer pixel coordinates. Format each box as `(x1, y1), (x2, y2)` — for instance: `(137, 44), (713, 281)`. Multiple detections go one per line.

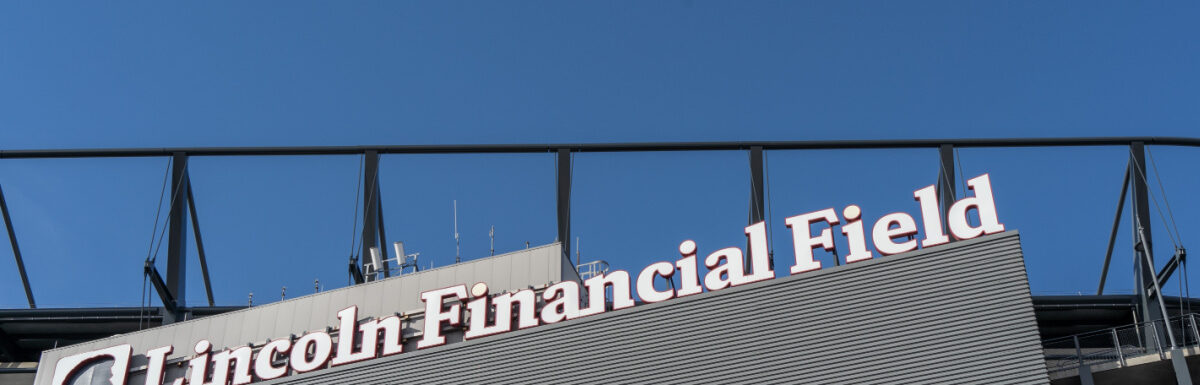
(1, 2), (1198, 308)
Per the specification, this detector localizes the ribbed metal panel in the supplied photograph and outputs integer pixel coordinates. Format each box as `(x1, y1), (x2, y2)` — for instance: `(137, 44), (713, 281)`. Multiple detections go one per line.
(33, 243), (574, 385)
(267, 231), (1047, 385)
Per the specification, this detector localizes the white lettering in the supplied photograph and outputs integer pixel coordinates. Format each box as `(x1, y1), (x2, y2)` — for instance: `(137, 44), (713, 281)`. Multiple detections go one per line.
(332, 306), (377, 366)
(417, 286), (467, 349)
(143, 345), (173, 385)
(253, 339), (291, 381)
(841, 205), (873, 263)
(50, 345), (131, 385)
(913, 184), (951, 247)
(872, 212), (919, 255)
(539, 281), (581, 324)
(784, 208), (839, 274)
(580, 271), (635, 317)
(289, 332), (332, 373)
(948, 174), (1006, 240)
(675, 240), (704, 297)
(636, 262), (676, 303)
(703, 247), (745, 291)
(743, 221), (775, 283)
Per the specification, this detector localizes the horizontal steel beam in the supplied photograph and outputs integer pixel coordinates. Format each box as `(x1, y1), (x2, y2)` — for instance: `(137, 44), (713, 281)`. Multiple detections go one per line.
(3, 136), (1200, 159)
(0, 306), (241, 321)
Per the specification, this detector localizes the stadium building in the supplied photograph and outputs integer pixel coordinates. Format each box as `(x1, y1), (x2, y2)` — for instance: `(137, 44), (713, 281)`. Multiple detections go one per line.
(2, 138), (1200, 384)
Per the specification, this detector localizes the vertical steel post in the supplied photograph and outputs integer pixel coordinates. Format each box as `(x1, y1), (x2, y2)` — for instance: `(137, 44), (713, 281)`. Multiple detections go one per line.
(556, 149), (571, 262)
(361, 150), (380, 281)
(1137, 220), (1178, 349)
(0, 184), (35, 308)
(1112, 328), (1125, 366)
(1131, 142), (1163, 344)
(1150, 322), (1164, 359)
(747, 146), (767, 271)
(164, 152), (189, 323)
(937, 144), (957, 241)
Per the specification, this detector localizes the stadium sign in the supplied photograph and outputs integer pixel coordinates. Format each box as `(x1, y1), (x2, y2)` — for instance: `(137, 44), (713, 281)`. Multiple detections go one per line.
(50, 174), (1005, 385)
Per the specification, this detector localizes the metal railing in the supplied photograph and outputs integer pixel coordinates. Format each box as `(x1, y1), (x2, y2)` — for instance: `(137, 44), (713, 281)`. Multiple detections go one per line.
(577, 260), (611, 281)
(1042, 313), (1200, 374)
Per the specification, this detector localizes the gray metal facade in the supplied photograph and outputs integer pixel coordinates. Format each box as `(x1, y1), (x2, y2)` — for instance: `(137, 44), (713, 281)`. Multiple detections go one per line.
(33, 244), (577, 385)
(265, 231), (1048, 384)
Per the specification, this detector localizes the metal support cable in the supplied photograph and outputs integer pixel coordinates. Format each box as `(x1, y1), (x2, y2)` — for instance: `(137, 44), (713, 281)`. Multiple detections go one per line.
(1180, 256), (1190, 316)
(764, 151), (775, 258)
(149, 157), (191, 263)
(937, 149), (955, 197)
(954, 148), (968, 195)
(1146, 147), (1184, 246)
(143, 158), (173, 263)
(935, 145), (960, 242)
(1137, 215), (1179, 348)
(359, 152), (381, 274)
(746, 147), (773, 269)
(138, 157), (173, 326)
(1180, 260), (1186, 335)
(1128, 147), (1180, 249)
(348, 154), (364, 259)
(748, 150), (762, 219)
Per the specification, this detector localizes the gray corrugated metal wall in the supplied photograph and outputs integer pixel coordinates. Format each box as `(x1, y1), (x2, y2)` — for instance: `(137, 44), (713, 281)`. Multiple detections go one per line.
(34, 243), (573, 385)
(267, 231), (1048, 384)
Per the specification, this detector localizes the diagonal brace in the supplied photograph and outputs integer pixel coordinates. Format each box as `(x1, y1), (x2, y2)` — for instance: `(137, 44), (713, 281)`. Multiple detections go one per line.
(1097, 162), (1130, 295)
(1146, 248), (1188, 301)
(0, 184), (35, 308)
(186, 181), (215, 307)
(144, 261), (179, 313)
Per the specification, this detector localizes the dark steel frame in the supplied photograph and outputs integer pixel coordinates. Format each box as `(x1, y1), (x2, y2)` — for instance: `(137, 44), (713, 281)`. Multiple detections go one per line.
(2, 137), (1200, 158)
(0, 136), (1196, 377)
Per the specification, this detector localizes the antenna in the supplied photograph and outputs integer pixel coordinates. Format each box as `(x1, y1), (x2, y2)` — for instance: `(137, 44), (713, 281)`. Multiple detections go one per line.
(393, 241), (421, 275)
(314, 279), (320, 293)
(369, 246), (383, 280)
(453, 200), (461, 263)
(576, 236), (581, 267)
(490, 225), (495, 256)
(394, 241), (405, 260)
(280, 286), (286, 301)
